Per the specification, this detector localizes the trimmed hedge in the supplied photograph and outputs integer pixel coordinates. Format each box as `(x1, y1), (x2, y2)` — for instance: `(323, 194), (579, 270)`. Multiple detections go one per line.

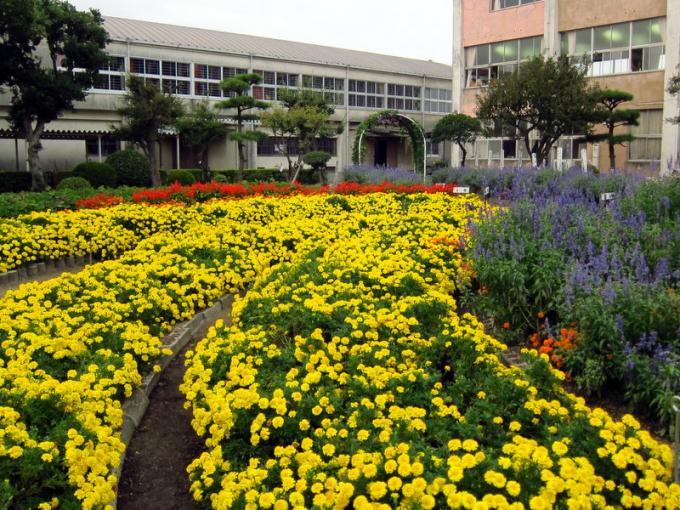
(106, 150), (151, 187)
(0, 172), (32, 193)
(160, 169), (286, 184)
(56, 177), (93, 190)
(72, 161), (117, 188)
(167, 170), (196, 185)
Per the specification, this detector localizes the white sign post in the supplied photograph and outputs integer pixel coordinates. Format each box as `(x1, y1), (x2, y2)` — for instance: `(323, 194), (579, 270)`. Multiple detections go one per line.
(580, 148), (589, 173)
(500, 149), (505, 169)
(593, 144), (600, 170)
(531, 152), (538, 168)
(556, 147), (564, 172)
(488, 150), (493, 168)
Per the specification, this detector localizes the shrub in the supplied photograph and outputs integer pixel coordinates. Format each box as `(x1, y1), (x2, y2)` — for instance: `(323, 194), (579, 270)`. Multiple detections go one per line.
(0, 172), (32, 193)
(212, 173), (228, 183)
(106, 150), (151, 187)
(167, 170), (196, 185)
(72, 161), (117, 188)
(56, 177), (93, 190)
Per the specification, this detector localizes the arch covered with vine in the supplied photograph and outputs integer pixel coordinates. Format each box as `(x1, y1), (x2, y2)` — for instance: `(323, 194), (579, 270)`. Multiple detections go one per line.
(351, 110), (426, 174)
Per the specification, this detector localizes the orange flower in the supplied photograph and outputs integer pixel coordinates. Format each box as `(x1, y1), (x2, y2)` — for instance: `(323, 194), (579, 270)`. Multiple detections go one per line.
(502, 322), (510, 330)
(537, 311), (545, 319)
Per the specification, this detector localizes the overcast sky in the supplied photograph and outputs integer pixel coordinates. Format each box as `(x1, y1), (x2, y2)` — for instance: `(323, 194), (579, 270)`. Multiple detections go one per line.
(69, 0), (453, 65)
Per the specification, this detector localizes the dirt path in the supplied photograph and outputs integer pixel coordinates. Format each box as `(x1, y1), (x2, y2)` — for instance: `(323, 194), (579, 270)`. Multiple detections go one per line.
(117, 307), (232, 510)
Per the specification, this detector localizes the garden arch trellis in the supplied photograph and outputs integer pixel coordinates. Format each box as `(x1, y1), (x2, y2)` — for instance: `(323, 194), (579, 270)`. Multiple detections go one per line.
(351, 110), (427, 182)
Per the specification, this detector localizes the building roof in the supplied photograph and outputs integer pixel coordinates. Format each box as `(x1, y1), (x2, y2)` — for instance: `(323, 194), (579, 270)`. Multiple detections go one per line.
(104, 17), (453, 80)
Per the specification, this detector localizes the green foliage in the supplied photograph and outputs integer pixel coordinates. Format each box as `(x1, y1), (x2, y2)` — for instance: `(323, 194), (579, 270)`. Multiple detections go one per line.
(668, 67), (680, 124)
(0, 187), (137, 217)
(167, 170), (196, 185)
(72, 161), (116, 188)
(261, 92), (339, 182)
(175, 101), (228, 177)
(586, 89), (639, 170)
(56, 176), (92, 191)
(105, 149), (151, 187)
(113, 75), (184, 186)
(476, 55), (598, 164)
(352, 110), (425, 173)
(217, 73), (268, 173)
(0, 172), (33, 193)
(432, 113), (482, 166)
(212, 173), (228, 183)
(303, 151), (331, 170)
(0, 0), (109, 191)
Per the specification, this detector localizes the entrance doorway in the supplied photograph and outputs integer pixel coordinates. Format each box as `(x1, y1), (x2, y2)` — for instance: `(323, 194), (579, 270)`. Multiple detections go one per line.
(374, 138), (388, 166)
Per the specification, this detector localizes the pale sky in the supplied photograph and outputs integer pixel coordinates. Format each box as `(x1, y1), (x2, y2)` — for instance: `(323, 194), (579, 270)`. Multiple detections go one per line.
(69, 0), (453, 65)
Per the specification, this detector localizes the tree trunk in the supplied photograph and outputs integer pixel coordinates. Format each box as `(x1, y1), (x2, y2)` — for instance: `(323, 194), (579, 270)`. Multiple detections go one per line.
(148, 140), (161, 187)
(201, 146), (210, 182)
(459, 143), (467, 167)
(608, 126), (616, 170)
(237, 141), (247, 172)
(24, 119), (46, 191)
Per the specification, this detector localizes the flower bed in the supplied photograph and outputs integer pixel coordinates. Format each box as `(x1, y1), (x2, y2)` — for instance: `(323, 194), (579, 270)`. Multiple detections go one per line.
(465, 171), (680, 427)
(182, 193), (679, 508)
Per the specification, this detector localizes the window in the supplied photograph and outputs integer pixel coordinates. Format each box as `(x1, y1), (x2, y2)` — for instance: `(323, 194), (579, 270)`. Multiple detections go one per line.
(86, 137), (120, 158)
(465, 36), (542, 88)
(253, 70), (299, 102)
(426, 141), (440, 156)
(349, 80), (384, 109)
(195, 64), (224, 98)
(302, 75), (345, 106)
(387, 83), (421, 111)
(425, 88), (452, 114)
(223, 67), (248, 79)
(561, 17), (665, 76)
(490, 0), (540, 11)
(93, 55), (126, 91)
(257, 136), (337, 156)
(629, 110), (662, 161)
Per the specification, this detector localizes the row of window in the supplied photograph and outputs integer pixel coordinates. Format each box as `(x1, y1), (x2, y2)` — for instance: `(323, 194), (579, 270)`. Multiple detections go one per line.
(463, 110), (662, 163)
(490, 0), (540, 11)
(464, 17), (666, 89)
(560, 18), (666, 76)
(465, 36), (543, 88)
(93, 57), (450, 113)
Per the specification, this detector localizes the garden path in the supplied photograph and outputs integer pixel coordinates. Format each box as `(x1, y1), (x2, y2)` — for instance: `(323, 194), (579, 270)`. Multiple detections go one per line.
(117, 302), (233, 510)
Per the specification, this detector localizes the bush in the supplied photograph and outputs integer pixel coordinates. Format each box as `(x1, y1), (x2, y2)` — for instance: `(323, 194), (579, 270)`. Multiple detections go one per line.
(106, 150), (151, 187)
(167, 170), (196, 185)
(56, 177), (93, 191)
(212, 173), (228, 183)
(0, 172), (32, 193)
(72, 161), (117, 188)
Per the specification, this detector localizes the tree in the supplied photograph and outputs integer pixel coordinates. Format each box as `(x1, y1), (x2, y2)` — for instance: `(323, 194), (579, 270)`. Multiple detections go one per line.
(431, 113), (482, 167)
(260, 89), (341, 182)
(0, 0), (108, 190)
(114, 75), (184, 187)
(668, 67), (680, 125)
(586, 89), (639, 170)
(175, 101), (228, 182)
(476, 55), (598, 165)
(217, 73), (268, 177)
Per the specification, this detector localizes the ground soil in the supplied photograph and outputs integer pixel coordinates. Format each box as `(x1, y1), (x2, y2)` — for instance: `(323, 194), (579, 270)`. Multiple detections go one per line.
(118, 306), (232, 510)
(117, 341), (203, 510)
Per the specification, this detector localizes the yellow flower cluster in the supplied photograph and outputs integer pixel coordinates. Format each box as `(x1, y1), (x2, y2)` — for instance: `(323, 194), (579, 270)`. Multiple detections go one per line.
(181, 194), (680, 509)
(3, 193), (460, 508)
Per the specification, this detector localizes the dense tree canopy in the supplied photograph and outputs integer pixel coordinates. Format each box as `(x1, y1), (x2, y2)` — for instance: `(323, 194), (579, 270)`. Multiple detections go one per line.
(587, 89), (639, 170)
(476, 55), (598, 165)
(217, 73), (268, 177)
(175, 101), (228, 181)
(0, 0), (109, 190)
(432, 113), (482, 167)
(114, 75), (185, 186)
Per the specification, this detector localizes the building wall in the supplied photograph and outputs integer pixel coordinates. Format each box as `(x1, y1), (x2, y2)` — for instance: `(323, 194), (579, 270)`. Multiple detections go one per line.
(463, 0), (544, 47)
(558, 0), (666, 31)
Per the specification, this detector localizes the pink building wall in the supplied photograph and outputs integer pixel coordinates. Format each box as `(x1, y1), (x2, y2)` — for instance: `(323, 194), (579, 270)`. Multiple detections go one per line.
(463, 0), (545, 47)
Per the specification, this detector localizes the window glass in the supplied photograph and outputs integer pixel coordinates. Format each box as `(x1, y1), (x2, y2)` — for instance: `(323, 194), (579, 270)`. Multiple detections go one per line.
(575, 29), (591, 54)
(610, 23), (630, 48)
